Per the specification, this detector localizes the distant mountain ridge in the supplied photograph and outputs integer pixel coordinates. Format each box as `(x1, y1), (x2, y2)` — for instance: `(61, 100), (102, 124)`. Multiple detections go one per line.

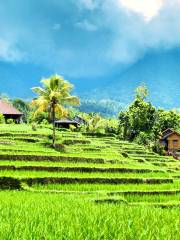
(0, 49), (180, 111)
(82, 50), (180, 110)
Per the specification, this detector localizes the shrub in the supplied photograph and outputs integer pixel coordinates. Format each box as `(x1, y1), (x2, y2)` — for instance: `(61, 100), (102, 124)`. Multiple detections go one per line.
(152, 142), (166, 156)
(41, 119), (49, 125)
(0, 114), (5, 124)
(134, 132), (154, 146)
(29, 112), (49, 124)
(105, 119), (119, 134)
(7, 118), (14, 124)
(32, 123), (37, 131)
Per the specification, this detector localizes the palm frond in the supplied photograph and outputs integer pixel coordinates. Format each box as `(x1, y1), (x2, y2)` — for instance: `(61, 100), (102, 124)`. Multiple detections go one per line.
(41, 78), (50, 88)
(32, 74), (80, 118)
(33, 104), (48, 118)
(31, 87), (47, 96)
(55, 104), (68, 118)
(62, 96), (80, 106)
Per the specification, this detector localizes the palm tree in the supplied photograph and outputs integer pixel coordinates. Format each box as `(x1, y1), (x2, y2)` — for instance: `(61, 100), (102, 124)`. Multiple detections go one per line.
(32, 74), (80, 147)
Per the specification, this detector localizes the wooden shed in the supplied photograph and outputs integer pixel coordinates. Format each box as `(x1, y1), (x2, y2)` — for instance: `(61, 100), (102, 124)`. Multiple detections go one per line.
(55, 116), (86, 129)
(54, 119), (79, 129)
(160, 129), (180, 152)
(0, 100), (23, 123)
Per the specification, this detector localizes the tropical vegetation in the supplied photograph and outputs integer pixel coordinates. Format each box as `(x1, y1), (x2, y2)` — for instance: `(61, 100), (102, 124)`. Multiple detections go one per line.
(31, 75), (80, 146)
(0, 76), (179, 239)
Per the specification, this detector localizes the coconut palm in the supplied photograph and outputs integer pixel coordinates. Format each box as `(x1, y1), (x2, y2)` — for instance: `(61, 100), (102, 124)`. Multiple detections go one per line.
(32, 74), (80, 147)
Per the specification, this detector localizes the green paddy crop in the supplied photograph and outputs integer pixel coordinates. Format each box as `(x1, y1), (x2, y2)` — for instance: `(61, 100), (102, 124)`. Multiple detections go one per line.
(0, 191), (179, 240)
(32, 180), (180, 192)
(0, 160), (161, 170)
(124, 193), (180, 203)
(0, 125), (179, 239)
(0, 169), (171, 179)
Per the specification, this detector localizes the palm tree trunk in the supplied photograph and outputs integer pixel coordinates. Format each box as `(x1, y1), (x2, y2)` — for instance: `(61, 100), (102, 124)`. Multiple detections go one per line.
(52, 104), (56, 147)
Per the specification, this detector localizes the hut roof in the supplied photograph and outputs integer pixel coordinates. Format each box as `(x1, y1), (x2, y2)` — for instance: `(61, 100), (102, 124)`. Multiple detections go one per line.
(55, 119), (78, 124)
(0, 100), (23, 115)
(161, 129), (180, 140)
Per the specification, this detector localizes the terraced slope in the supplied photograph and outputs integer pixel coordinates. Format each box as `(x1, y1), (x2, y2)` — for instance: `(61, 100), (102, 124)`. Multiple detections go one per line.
(0, 124), (179, 208)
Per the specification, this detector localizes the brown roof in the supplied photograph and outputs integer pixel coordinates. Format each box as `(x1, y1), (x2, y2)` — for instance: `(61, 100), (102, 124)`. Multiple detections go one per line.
(161, 129), (180, 140)
(0, 100), (23, 115)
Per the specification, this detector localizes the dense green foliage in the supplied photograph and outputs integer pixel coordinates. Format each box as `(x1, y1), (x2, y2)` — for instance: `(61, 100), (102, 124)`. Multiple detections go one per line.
(153, 109), (180, 135)
(119, 98), (156, 140)
(118, 86), (180, 153)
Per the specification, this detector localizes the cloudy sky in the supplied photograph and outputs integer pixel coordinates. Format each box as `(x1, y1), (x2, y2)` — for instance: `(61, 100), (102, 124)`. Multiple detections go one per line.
(0, 0), (180, 99)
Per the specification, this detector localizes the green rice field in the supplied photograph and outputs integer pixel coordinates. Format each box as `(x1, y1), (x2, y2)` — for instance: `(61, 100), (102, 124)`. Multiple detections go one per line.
(0, 124), (179, 239)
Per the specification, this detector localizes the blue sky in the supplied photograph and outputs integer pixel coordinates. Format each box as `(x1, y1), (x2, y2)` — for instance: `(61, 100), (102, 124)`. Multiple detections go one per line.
(0, 0), (180, 105)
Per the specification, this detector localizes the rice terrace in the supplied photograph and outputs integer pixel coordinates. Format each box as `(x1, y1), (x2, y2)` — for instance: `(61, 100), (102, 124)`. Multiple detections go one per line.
(0, 0), (180, 239)
(0, 100), (179, 239)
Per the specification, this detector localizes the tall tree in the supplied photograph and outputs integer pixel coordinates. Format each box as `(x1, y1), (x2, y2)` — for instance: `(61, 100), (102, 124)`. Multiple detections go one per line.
(32, 75), (80, 147)
(118, 85), (156, 140)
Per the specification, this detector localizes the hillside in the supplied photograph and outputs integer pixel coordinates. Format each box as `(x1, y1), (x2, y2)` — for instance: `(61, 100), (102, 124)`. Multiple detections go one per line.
(0, 124), (179, 201)
(0, 124), (179, 238)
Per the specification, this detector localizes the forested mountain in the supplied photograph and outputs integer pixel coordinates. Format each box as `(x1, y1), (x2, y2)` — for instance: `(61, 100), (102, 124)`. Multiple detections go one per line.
(82, 50), (180, 111)
(0, 50), (180, 115)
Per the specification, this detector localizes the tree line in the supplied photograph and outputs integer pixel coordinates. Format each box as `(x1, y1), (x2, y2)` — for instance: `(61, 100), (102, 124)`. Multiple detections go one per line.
(0, 75), (179, 152)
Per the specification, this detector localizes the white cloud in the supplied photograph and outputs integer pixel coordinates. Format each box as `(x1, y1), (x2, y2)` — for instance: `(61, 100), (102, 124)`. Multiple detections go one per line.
(99, 0), (180, 66)
(119, 0), (163, 21)
(1, 0), (180, 78)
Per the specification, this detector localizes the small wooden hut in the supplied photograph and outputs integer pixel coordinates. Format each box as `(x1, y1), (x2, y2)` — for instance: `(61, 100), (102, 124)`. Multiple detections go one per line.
(0, 100), (23, 123)
(55, 116), (86, 129)
(54, 119), (79, 129)
(160, 129), (180, 152)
